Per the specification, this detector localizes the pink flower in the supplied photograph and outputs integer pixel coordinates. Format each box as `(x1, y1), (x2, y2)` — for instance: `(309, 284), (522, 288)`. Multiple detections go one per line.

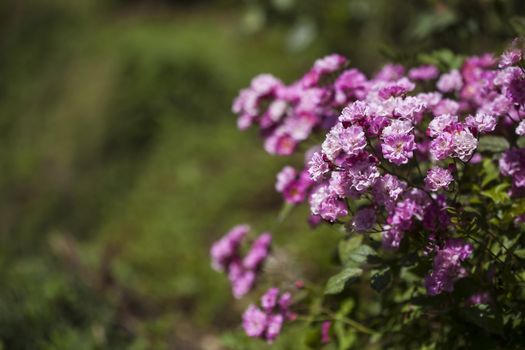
(302, 54), (347, 87)
(425, 239), (473, 295)
(465, 113), (497, 133)
(211, 226), (272, 298)
(428, 114), (458, 137)
(382, 226), (404, 250)
(425, 167), (454, 191)
(250, 74), (282, 95)
(452, 129), (478, 162)
(344, 154), (381, 192)
(267, 100), (287, 122)
(409, 65), (439, 81)
(516, 120), (525, 136)
(241, 288), (294, 343)
(261, 287), (280, 311)
(264, 132), (297, 156)
(381, 134), (416, 165)
(275, 166), (297, 192)
(243, 305), (268, 337)
(210, 224), (250, 271)
(391, 198), (420, 227)
(506, 70), (525, 106)
(500, 49), (522, 68)
(352, 207), (376, 232)
(309, 184), (348, 222)
(338, 124), (367, 156)
(417, 92), (442, 108)
(231, 269), (256, 299)
(378, 78), (416, 99)
(423, 194), (451, 231)
(365, 115), (387, 135)
(313, 54), (347, 74)
(279, 292), (293, 309)
(275, 166), (314, 204)
(437, 69), (463, 92)
(499, 148), (525, 190)
(430, 133), (454, 160)
(334, 69), (368, 103)
(467, 291), (492, 306)
(433, 98), (459, 116)
(322, 124), (344, 161)
(340, 100), (369, 124)
(374, 63), (405, 81)
(373, 174), (407, 209)
(308, 152), (331, 182)
(382, 119), (413, 137)
(243, 233), (272, 270)
(321, 321), (332, 344)
(395, 96), (427, 120)
(265, 314), (284, 343)
(499, 148), (525, 176)
(284, 171), (314, 204)
(499, 40), (522, 68)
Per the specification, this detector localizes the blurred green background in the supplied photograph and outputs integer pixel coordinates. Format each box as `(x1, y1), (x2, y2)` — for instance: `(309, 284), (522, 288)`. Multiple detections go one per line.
(0, 0), (522, 349)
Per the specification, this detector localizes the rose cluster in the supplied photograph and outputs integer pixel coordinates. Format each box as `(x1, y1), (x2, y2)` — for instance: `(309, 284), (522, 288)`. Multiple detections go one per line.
(250, 41), (525, 296)
(242, 288), (295, 343)
(210, 225), (272, 298)
(218, 39), (525, 345)
(500, 147), (525, 196)
(233, 54), (358, 155)
(425, 238), (473, 295)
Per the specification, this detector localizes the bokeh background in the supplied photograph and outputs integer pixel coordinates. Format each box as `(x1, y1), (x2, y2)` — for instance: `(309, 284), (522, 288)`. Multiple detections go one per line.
(0, 0), (523, 349)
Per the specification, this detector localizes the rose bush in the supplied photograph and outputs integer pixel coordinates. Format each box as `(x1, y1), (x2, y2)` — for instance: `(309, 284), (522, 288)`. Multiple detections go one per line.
(212, 39), (525, 348)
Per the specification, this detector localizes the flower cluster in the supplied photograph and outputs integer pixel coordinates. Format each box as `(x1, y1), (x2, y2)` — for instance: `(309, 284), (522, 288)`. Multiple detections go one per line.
(233, 54), (361, 155)
(218, 39), (525, 346)
(500, 147), (525, 195)
(425, 239), (473, 295)
(259, 42), (525, 292)
(242, 288), (295, 343)
(275, 165), (314, 204)
(210, 225), (271, 298)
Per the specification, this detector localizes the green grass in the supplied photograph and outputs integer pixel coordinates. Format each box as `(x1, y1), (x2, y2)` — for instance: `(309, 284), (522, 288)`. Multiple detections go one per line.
(0, 6), (341, 349)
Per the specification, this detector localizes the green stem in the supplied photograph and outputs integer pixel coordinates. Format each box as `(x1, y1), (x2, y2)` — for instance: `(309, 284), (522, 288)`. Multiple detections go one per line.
(296, 313), (375, 334)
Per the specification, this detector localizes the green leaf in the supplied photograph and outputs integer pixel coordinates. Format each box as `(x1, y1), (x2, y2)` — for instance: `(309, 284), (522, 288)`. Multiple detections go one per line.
(481, 183), (510, 204)
(418, 49), (463, 70)
(463, 206), (481, 218)
(303, 327), (321, 349)
(346, 245), (376, 267)
(336, 299), (355, 317)
(478, 136), (510, 153)
(338, 236), (363, 262)
(325, 267), (363, 295)
(481, 159), (500, 188)
(517, 137), (525, 148)
(338, 237), (376, 267)
(334, 321), (356, 350)
(371, 267), (392, 292)
(514, 249), (525, 259)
